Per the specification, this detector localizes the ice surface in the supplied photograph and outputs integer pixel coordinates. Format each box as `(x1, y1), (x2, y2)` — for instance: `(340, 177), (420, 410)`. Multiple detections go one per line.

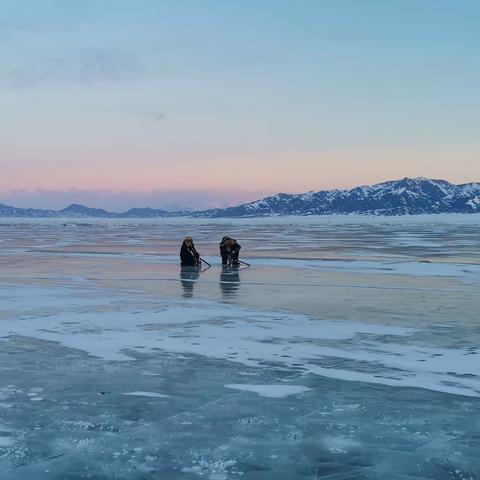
(0, 216), (479, 479)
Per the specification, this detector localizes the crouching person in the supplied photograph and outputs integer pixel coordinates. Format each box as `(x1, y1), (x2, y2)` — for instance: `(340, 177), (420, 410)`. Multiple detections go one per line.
(180, 236), (201, 266)
(219, 236), (241, 266)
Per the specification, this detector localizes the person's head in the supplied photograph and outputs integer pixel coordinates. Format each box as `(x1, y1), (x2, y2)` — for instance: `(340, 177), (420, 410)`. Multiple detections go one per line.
(184, 236), (194, 246)
(224, 238), (235, 248)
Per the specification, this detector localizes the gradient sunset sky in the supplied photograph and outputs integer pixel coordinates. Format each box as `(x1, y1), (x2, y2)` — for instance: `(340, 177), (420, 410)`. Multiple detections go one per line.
(1, 0), (479, 210)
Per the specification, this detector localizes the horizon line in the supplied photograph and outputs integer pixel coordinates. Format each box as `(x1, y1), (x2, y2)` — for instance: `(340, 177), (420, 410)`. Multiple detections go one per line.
(1, 176), (479, 213)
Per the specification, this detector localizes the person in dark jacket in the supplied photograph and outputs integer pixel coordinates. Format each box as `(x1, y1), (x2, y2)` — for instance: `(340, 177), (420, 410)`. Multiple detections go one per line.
(219, 236), (241, 266)
(180, 236), (201, 266)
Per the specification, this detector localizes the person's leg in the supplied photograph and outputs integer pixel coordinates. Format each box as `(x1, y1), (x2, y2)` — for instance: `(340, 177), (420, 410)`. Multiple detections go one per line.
(231, 245), (240, 264)
(220, 247), (228, 265)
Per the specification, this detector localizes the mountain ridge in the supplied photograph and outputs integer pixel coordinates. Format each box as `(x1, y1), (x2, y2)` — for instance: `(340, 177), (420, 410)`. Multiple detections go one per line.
(194, 177), (480, 217)
(0, 177), (479, 218)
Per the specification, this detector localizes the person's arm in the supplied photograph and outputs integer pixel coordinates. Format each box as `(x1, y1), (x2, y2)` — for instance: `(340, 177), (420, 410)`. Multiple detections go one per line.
(230, 240), (241, 252)
(180, 244), (189, 263)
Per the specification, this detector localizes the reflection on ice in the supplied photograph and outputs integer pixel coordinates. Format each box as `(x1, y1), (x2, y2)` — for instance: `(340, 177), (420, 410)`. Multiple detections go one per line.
(180, 265), (201, 298)
(220, 266), (241, 299)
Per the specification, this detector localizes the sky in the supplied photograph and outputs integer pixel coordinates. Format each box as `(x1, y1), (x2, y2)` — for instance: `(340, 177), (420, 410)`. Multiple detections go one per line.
(0, 0), (479, 210)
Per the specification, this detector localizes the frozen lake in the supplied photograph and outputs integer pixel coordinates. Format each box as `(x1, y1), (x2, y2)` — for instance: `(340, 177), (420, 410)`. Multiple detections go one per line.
(0, 216), (479, 479)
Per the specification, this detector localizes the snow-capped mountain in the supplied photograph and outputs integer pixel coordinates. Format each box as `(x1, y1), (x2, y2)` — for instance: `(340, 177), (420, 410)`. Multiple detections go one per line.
(0, 178), (479, 218)
(195, 178), (480, 217)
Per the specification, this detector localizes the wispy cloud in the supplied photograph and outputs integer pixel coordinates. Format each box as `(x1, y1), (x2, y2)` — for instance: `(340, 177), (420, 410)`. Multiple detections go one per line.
(1, 47), (141, 89)
(138, 111), (166, 122)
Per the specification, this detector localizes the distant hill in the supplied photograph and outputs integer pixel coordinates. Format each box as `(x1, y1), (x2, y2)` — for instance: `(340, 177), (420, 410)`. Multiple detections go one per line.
(0, 178), (479, 218)
(0, 202), (176, 219)
(120, 207), (176, 218)
(58, 204), (175, 218)
(59, 204), (114, 218)
(0, 204), (57, 218)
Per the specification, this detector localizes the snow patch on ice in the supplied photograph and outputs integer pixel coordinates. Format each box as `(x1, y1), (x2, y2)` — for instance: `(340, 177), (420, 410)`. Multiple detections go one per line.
(322, 436), (362, 454)
(1, 284), (480, 398)
(225, 384), (311, 398)
(0, 437), (15, 447)
(123, 391), (169, 398)
(29, 387), (44, 393)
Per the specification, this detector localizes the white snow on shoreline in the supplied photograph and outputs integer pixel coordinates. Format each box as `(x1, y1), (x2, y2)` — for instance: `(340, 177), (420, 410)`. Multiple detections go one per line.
(1, 213), (480, 227)
(1, 284), (480, 398)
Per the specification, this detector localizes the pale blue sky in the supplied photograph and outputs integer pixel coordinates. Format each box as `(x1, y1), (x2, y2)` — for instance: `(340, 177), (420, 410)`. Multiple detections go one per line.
(0, 0), (478, 209)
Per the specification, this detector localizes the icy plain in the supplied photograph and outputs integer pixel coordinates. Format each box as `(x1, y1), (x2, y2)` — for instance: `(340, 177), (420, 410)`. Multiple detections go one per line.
(0, 215), (479, 479)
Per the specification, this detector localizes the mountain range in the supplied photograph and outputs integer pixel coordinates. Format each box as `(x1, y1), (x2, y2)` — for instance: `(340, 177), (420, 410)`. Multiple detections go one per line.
(1, 178), (479, 218)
